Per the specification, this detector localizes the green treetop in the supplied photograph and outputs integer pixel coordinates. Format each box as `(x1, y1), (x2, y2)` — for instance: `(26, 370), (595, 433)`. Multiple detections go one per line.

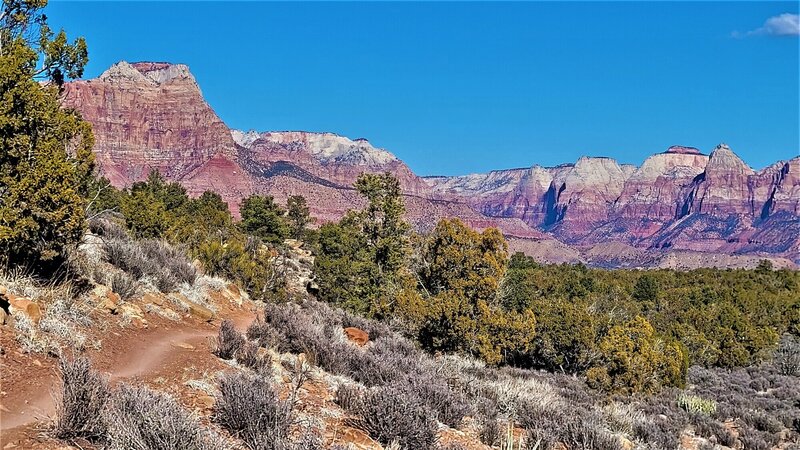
(239, 194), (289, 244)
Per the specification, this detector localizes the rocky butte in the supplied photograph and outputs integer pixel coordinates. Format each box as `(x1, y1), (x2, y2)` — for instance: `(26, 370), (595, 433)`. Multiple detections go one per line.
(62, 61), (800, 267)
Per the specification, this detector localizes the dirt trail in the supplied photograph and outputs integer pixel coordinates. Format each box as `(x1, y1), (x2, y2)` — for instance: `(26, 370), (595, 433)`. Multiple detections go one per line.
(109, 328), (216, 380)
(0, 310), (254, 436)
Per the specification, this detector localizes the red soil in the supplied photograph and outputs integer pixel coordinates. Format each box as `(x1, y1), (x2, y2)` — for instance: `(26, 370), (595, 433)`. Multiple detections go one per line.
(0, 302), (256, 448)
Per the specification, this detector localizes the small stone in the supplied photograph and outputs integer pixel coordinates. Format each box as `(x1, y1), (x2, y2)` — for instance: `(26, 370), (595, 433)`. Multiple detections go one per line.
(130, 317), (148, 329)
(621, 437), (634, 450)
(196, 394), (214, 409)
(100, 297), (117, 314)
(172, 342), (195, 350)
(106, 290), (121, 306)
(119, 303), (144, 317)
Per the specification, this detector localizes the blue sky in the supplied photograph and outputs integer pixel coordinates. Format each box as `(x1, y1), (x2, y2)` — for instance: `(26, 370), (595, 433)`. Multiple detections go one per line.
(48, 1), (799, 175)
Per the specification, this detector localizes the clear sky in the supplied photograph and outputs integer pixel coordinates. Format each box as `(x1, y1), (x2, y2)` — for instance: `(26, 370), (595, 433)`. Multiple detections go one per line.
(48, 1), (799, 175)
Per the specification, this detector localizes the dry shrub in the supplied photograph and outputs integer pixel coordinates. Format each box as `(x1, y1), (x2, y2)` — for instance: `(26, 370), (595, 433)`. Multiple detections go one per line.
(213, 319), (245, 360)
(603, 402), (645, 435)
(341, 384), (438, 450)
(739, 431), (771, 450)
(335, 383), (366, 412)
(39, 316), (87, 351)
(399, 374), (471, 429)
(139, 240), (197, 286)
(254, 301), (471, 428)
(88, 216), (128, 241)
(214, 371), (294, 449)
(777, 334), (800, 377)
(518, 401), (621, 450)
(247, 299), (800, 450)
(691, 415), (737, 447)
(102, 235), (196, 293)
(110, 271), (138, 300)
(104, 384), (222, 450)
(53, 357), (223, 449)
(632, 419), (680, 450)
(53, 357), (110, 442)
(14, 313), (57, 354)
(237, 340), (270, 375)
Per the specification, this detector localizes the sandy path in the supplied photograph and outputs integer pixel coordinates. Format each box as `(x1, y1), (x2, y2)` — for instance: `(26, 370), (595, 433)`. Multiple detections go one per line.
(0, 310), (254, 434)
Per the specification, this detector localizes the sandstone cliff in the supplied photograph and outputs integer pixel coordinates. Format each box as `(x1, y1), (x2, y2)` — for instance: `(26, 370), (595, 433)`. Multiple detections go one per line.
(63, 61), (800, 265)
(63, 62), (544, 238)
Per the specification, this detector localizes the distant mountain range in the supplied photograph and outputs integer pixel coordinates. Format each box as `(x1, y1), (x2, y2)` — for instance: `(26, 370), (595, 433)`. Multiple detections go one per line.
(62, 61), (800, 268)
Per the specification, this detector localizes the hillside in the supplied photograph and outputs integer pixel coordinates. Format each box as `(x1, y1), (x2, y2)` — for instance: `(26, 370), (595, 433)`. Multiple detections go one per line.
(3, 228), (798, 450)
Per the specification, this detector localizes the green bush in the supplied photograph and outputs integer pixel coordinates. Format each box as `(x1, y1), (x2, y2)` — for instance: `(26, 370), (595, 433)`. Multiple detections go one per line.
(590, 316), (687, 394)
(286, 195), (311, 240)
(196, 237), (284, 302)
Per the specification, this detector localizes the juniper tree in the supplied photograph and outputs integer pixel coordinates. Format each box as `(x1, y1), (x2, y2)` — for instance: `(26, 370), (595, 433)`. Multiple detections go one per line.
(315, 173), (412, 318)
(0, 0), (93, 271)
(286, 194), (310, 240)
(239, 194), (289, 244)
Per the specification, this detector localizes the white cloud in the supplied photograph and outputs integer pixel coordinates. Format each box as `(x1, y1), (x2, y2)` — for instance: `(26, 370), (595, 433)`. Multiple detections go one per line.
(737, 13), (800, 37)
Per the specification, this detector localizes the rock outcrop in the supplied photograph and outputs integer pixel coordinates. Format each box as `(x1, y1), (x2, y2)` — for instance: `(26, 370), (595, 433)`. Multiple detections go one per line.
(63, 62), (237, 184)
(62, 61), (251, 211)
(617, 146), (709, 223)
(236, 130), (430, 196)
(543, 156), (630, 241)
(684, 144), (756, 217)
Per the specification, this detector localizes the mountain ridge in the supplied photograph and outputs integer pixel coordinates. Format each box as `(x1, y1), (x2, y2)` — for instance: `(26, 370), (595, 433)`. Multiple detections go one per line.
(61, 61), (800, 267)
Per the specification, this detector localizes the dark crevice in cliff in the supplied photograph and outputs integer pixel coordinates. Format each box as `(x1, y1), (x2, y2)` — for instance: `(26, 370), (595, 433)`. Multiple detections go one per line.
(760, 162), (789, 221)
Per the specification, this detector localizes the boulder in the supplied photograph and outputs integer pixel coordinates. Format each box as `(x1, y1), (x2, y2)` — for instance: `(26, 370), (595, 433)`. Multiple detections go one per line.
(7, 295), (42, 324)
(188, 302), (215, 322)
(172, 294), (215, 321)
(343, 327), (369, 347)
(101, 290), (121, 314)
(141, 292), (165, 306)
